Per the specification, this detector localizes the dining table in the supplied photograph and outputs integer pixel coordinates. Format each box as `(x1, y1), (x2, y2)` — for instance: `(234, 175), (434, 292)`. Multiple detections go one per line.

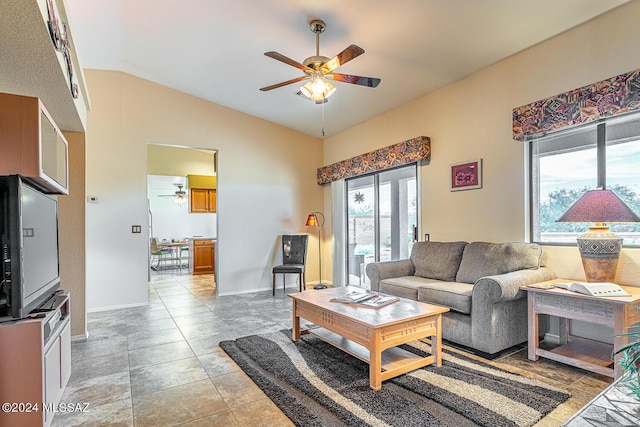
(158, 241), (189, 270)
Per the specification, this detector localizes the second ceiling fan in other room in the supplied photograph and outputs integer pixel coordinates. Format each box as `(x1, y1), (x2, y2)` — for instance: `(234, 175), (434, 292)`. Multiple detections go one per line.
(260, 19), (381, 104)
(158, 184), (188, 206)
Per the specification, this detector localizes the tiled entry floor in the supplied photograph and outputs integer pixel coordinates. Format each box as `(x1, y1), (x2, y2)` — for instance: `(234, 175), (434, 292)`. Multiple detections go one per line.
(53, 272), (295, 426)
(52, 272), (612, 426)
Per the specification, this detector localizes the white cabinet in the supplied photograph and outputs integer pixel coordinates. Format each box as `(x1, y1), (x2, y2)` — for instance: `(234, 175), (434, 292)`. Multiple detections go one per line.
(0, 293), (71, 427)
(43, 320), (70, 425)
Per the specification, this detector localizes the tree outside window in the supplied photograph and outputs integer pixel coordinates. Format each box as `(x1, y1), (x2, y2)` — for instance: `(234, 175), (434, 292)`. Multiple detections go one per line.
(532, 114), (640, 245)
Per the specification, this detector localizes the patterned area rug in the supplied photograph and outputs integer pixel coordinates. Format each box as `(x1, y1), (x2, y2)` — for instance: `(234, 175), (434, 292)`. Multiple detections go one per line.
(220, 329), (570, 427)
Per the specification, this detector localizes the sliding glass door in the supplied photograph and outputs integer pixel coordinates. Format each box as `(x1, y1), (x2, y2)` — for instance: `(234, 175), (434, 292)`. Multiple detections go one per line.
(346, 164), (417, 287)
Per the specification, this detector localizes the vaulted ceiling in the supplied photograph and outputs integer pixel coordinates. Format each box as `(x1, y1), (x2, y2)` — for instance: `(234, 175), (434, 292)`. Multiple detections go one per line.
(66, 0), (630, 138)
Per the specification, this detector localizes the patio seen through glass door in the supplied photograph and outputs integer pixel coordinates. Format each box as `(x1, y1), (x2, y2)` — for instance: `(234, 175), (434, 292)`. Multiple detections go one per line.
(346, 164), (417, 287)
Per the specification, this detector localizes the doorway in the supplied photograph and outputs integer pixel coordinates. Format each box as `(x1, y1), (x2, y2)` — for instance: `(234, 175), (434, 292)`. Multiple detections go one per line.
(146, 144), (217, 285)
(345, 164), (417, 286)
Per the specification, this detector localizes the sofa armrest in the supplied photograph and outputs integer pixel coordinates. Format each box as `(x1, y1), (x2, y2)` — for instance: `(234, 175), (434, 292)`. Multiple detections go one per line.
(365, 259), (415, 292)
(470, 267), (556, 354)
(473, 267), (557, 304)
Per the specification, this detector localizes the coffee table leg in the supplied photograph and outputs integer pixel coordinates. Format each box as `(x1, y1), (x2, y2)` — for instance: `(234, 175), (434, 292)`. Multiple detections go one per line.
(292, 301), (300, 341)
(370, 334), (382, 390)
(432, 314), (443, 367)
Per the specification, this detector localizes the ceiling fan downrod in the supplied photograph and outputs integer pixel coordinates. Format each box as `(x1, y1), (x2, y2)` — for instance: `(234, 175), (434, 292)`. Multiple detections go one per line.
(303, 20), (329, 69)
(310, 19), (325, 57)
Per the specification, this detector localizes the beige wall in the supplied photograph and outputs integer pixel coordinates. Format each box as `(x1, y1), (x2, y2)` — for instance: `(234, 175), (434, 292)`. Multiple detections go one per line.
(58, 131), (86, 336)
(85, 70), (323, 309)
(323, 1), (640, 286)
(147, 144), (216, 177)
(82, 3), (640, 315)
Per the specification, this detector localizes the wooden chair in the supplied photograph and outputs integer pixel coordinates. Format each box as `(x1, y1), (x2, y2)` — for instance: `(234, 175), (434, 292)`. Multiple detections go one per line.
(272, 235), (308, 295)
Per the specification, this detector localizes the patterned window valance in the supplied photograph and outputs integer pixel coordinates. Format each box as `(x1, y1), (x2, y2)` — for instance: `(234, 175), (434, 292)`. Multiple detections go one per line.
(513, 68), (640, 141)
(316, 136), (430, 185)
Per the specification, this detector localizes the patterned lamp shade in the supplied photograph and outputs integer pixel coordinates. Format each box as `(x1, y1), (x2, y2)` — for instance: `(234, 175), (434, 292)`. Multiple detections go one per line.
(557, 189), (640, 282)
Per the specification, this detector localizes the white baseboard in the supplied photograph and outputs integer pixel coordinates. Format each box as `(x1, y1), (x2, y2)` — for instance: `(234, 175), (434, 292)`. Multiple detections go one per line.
(72, 332), (89, 342)
(543, 333), (560, 344)
(307, 280), (335, 286)
(86, 301), (149, 313)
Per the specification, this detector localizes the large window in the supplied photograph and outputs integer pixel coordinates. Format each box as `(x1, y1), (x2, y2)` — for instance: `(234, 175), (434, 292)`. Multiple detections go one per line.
(346, 164), (417, 286)
(530, 114), (640, 245)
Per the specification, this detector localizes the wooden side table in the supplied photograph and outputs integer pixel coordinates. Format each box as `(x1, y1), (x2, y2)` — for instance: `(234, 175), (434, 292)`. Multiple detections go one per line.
(523, 279), (640, 378)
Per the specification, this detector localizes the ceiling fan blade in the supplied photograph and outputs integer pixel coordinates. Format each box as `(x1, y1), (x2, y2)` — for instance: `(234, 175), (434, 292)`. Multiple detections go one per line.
(330, 73), (381, 88)
(264, 51), (313, 72)
(320, 45), (365, 73)
(260, 76), (309, 91)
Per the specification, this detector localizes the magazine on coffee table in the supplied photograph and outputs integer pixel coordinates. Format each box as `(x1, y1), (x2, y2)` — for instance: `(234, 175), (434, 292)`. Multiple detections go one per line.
(330, 290), (399, 308)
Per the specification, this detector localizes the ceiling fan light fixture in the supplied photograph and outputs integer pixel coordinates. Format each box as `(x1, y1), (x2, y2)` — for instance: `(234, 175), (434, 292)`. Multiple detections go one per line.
(311, 76), (326, 94)
(300, 78), (336, 102)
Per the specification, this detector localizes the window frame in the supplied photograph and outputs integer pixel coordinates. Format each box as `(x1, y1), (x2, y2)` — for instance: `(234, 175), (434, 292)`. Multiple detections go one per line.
(528, 114), (640, 248)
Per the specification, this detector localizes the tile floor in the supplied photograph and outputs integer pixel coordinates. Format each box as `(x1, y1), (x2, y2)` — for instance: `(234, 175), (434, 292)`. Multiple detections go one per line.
(51, 271), (613, 426)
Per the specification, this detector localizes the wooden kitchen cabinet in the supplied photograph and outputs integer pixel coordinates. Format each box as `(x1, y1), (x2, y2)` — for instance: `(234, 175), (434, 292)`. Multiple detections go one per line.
(190, 189), (216, 213)
(189, 239), (215, 275)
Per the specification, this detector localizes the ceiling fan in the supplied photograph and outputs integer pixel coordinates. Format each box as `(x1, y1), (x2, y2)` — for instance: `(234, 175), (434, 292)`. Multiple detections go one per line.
(260, 19), (381, 104)
(158, 184), (188, 205)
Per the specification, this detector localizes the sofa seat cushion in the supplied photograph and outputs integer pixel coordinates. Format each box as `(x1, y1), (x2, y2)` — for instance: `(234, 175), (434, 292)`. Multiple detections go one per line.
(379, 276), (443, 300)
(456, 242), (543, 284)
(411, 241), (468, 281)
(417, 282), (473, 314)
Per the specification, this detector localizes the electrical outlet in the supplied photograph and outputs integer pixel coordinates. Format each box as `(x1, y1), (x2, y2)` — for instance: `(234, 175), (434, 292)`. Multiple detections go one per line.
(424, 234), (430, 242)
(132, 225), (142, 233)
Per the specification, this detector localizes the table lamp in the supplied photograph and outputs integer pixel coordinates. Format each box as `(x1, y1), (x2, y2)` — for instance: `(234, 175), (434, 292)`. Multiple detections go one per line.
(306, 212), (327, 289)
(556, 188), (640, 282)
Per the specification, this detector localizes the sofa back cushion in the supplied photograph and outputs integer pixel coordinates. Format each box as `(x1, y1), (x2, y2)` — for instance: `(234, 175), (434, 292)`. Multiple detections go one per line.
(411, 241), (468, 281)
(455, 242), (543, 284)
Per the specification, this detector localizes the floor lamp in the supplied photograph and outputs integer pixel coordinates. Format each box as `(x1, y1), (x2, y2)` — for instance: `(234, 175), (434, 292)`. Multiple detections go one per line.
(306, 211), (327, 289)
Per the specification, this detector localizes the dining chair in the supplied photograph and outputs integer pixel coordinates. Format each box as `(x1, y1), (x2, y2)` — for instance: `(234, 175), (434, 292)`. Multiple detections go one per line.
(272, 235), (308, 295)
(150, 237), (174, 270)
(180, 239), (189, 271)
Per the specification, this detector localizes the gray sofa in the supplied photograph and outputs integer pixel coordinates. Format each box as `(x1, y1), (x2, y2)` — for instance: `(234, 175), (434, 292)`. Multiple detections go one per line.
(365, 241), (555, 356)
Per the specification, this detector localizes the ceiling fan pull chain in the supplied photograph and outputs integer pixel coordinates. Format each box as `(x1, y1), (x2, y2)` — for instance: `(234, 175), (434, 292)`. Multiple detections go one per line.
(321, 99), (325, 137)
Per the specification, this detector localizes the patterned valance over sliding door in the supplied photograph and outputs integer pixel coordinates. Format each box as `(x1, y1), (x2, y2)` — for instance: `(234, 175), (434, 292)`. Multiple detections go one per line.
(316, 136), (430, 185)
(513, 68), (640, 141)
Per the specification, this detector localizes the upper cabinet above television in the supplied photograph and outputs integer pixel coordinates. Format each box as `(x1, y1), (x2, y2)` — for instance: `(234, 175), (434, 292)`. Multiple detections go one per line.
(0, 93), (69, 195)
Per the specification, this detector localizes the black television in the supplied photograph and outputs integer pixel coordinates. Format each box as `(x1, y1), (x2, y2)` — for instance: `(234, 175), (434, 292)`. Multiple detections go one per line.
(0, 175), (61, 320)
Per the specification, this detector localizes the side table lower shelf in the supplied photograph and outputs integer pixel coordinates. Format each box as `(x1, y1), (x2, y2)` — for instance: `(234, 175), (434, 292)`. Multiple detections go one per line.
(535, 337), (614, 377)
(524, 280), (640, 379)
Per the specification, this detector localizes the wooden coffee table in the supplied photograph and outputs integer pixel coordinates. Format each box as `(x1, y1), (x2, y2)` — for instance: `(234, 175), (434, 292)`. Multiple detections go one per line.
(289, 286), (449, 390)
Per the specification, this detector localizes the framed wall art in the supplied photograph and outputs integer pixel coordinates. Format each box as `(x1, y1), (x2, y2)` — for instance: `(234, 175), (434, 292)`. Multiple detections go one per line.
(450, 159), (482, 191)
